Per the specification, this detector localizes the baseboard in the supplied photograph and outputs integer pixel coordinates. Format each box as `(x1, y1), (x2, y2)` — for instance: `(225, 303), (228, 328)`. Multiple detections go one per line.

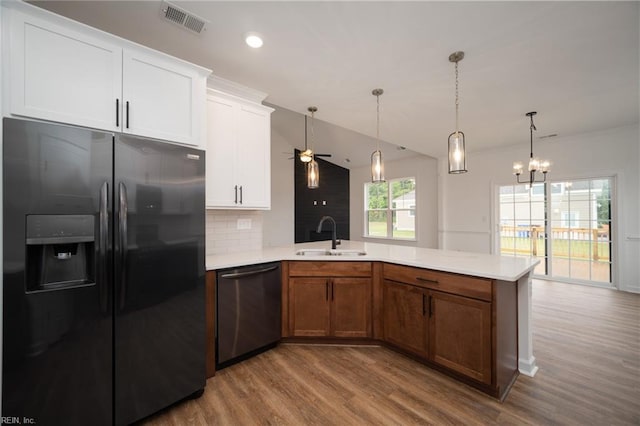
(518, 355), (539, 377)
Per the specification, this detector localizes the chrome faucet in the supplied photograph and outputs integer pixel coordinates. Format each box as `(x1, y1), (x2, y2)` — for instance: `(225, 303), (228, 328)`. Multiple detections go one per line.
(316, 216), (340, 250)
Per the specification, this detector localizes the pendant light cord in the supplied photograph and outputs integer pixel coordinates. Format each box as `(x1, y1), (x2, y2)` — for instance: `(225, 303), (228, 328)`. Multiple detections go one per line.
(455, 60), (459, 134)
(376, 93), (380, 150)
(310, 110), (315, 152)
(529, 113), (535, 159)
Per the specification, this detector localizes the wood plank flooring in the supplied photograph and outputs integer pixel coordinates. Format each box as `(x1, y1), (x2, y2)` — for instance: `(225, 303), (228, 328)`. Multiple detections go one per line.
(143, 280), (640, 425)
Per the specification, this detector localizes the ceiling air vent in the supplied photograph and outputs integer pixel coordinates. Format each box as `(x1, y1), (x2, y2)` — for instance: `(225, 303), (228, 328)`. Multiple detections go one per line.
(161, 1), (207, 34)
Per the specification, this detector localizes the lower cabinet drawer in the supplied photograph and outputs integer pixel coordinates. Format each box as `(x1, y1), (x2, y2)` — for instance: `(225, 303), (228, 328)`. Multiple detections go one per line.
(383, 263), (492, 302)
(289, 261), (372, 277)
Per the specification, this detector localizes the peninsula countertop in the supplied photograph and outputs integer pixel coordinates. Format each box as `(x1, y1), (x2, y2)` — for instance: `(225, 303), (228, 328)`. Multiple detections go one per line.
(206, 240), (539, 282)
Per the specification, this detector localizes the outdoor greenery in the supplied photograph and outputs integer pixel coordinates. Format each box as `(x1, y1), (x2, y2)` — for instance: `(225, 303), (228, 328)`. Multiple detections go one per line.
(368, 221), (415, 239)
(367, 178), (415, 221)
(596, 184), (611, 227)
(366, 178), (417, 239)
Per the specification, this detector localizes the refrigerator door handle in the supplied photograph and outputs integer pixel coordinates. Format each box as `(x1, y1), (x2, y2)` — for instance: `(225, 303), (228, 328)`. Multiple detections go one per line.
(99, 181), (109, 313)
(118, 182), (128, 310)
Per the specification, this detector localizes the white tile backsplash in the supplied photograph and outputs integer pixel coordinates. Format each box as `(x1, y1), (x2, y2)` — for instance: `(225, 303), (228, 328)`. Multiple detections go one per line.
(205, 210), (263, 256)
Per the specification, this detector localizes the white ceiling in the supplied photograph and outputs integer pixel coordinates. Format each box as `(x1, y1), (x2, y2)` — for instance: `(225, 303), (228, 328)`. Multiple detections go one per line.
(31, 1), (640, 168)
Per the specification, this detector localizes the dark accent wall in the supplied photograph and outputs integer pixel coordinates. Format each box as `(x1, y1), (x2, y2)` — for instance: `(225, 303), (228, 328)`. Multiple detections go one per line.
(294, 150), (350, 243)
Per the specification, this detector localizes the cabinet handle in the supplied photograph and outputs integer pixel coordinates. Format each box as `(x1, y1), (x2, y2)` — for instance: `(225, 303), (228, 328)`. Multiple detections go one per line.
(428, 295), (433, 318)
(417, 277), (439, 285)
(325, 281), (329, 301)
(422, 294), (426, 316)
(331, 279), (334, 301)
(239, 185), (243, 204)
(125, 101), (130, 128)
(116, 99), (120, 127)
(234, 185), (238, 204)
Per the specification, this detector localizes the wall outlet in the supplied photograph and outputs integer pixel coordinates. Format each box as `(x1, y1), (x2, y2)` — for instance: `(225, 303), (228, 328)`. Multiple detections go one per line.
(237, 218), (252, 230)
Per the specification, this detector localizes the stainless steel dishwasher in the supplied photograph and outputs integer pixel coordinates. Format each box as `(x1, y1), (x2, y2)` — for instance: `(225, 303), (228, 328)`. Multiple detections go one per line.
(216, 262), (281, 369)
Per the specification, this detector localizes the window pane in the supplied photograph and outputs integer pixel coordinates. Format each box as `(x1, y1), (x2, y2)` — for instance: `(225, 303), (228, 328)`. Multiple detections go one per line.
(392, 210), (415, 239)
(391, 178), (416, 207)
(367, 211), (387, 237)
(365, 182), (388, 209)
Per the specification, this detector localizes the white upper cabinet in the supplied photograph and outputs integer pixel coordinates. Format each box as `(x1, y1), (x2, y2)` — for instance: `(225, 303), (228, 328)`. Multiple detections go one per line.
(122, 49), (204, 146)
(206, 83), (273, 210)
(7, 8), (122, 132)
(2, 3), (209, 148)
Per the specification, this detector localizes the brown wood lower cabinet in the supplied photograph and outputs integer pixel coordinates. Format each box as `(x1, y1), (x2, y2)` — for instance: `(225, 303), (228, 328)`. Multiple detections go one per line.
(290, 277), (331, 336)
(382, 280), (429, 357)
(286, 261), (373, 338)
(382, 262), (518, 400)
(429, 290), (492, 385)
(331, 278), (372, 338)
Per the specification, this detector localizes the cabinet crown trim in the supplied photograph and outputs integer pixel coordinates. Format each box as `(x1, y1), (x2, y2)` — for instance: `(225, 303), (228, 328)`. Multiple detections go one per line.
(208, 75), (269, 104)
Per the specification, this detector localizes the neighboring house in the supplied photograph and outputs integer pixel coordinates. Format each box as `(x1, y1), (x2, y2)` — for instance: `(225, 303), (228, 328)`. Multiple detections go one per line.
(392, 189), (415, 231)
(500, 181), (604, 230)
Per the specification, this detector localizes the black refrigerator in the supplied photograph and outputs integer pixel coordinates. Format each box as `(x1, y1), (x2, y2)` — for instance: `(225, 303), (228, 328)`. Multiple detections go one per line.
(2, 118), (206, 425)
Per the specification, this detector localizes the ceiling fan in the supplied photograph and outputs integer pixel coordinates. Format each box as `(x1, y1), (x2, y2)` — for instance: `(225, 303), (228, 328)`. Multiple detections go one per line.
(291, 107), (332, 162)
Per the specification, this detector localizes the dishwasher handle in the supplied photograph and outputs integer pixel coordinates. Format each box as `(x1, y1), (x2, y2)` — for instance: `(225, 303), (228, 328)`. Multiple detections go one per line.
(219, 265), (279, 279)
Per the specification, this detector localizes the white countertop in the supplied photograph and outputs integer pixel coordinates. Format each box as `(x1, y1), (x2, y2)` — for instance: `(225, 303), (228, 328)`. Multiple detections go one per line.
(206, 240), (539, 282)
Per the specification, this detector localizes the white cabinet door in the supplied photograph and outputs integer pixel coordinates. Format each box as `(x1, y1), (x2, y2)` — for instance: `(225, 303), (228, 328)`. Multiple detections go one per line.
(123, 49), (204, 146)
(205, 92), (273, 210)
(206, 96), (237, 207)
(236, 103), (271, 208)
(8, 9), (122, 131)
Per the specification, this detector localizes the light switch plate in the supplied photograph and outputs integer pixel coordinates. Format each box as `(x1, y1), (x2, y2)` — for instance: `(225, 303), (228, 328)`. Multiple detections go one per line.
(237, 218), (252, 230)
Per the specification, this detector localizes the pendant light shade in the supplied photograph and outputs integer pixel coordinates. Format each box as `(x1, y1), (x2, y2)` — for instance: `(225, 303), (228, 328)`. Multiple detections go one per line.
(448, 131), (466, 174)
(448, 51), (468, 174)
(307, 159), (319, 189)
(371, 150), (384, 182)
(371, 88), (385, 182)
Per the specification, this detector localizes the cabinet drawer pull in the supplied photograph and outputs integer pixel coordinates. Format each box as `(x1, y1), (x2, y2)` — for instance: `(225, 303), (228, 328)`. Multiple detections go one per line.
(428, 295), (433, 317)
(416, 277), (439, 285)
(234, 185), (238, 204)
(239, 185), (243, 204)
(330, 279), (334, 301)
(422, 294), (426, 316)
(325, 280), (329, 301)
(116, 98), (119, 127)
(125, 101), (130, 128)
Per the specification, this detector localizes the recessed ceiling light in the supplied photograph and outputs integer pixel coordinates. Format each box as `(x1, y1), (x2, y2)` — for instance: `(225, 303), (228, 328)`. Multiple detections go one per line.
(245, 33), (263, 48)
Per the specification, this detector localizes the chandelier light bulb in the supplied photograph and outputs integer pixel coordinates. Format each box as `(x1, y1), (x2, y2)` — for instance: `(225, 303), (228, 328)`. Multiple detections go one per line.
(513, 162), (524, 176)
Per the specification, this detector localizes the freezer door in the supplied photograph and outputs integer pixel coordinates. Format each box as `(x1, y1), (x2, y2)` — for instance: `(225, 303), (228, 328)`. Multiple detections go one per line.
(114, 135), (205, 425)
(2, 118), (113, 425)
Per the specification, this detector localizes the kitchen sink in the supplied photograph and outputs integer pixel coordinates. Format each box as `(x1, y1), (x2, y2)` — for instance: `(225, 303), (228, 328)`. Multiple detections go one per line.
(295, 249), (367, 257)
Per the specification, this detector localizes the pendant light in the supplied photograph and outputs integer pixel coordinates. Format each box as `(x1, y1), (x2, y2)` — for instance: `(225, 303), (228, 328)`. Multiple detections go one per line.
(513, 111), (550, 184)
(307, 106), (319, 189)
(448, 51), (467, 174)
(371, 88), (385, 182)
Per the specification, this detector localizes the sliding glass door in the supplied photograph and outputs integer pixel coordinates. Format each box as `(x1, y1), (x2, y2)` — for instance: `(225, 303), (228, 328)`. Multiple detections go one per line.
(498, 177), (613, 286)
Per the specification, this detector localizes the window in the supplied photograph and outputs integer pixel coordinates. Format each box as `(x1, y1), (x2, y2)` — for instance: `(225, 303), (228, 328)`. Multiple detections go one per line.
(365, 177), (416, 240)
(498, 177), (613, 286)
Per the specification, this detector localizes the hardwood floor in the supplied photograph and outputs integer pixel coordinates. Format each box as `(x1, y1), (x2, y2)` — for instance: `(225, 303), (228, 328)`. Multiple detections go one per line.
(143, 280), (640, 425)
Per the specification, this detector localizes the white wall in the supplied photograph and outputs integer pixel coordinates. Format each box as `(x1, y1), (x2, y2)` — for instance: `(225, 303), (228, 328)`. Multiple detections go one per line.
(439, 124), (640, 293)
(262, 107), (295, 247)
(350, 155), (439, 248)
